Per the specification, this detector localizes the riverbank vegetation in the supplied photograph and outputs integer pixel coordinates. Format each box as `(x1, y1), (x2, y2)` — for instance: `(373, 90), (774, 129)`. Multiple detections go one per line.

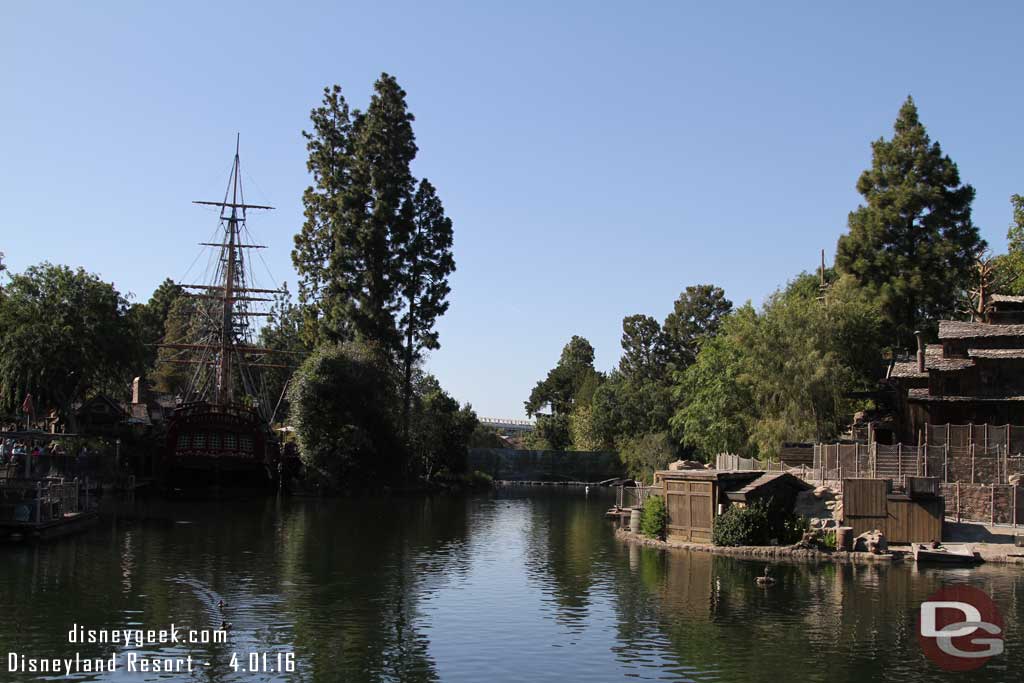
(286, 74), (474, 489)
(526, 96), (1018, 477)
(0, 74), (477, 491)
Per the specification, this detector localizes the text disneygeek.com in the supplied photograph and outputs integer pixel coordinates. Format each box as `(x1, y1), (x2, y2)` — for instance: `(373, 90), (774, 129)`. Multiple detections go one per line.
(6, 624), (297, 676)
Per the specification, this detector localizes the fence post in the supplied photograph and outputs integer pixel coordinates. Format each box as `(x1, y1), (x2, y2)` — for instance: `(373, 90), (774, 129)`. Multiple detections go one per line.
(971, 444), (975, 484)
(956, 481), (961, 522)
(872, 442), (877, 478)
(944, 445), (948, 483)
(991, 484), (995, 526)
(897, 443), (902, 484)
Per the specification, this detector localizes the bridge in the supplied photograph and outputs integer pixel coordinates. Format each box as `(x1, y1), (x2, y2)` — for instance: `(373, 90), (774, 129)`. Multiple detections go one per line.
(478, 417), (535, 434)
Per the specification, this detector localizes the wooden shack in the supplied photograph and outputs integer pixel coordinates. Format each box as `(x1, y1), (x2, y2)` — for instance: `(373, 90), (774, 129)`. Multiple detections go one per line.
(842, 477), (944, 543)
(654, 470), (812, 543)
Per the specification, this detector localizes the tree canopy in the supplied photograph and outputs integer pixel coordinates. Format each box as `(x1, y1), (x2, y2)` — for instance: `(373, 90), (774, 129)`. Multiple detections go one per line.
(835, 96), (984, 346)
(0, 262), (136, 426)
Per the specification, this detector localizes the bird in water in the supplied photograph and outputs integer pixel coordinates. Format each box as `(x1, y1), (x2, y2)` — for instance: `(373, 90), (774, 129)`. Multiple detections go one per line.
(755, 566), (776, 586)
(218, 599), (226, 610)
(220, 620), (232, 631)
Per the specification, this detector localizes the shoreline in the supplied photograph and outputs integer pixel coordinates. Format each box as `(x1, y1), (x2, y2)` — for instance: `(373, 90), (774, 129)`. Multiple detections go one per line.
(614, 528), (1024, 565)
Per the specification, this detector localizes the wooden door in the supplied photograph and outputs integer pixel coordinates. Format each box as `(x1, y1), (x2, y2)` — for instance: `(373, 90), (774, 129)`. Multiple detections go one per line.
(664, 480), (715, 543)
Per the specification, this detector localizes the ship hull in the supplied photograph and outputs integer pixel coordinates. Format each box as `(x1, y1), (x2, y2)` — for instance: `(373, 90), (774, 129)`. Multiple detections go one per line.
(160, 402), (278, 494)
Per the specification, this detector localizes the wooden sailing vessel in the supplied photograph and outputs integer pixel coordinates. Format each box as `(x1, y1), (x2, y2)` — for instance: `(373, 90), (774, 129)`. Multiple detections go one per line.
(157, 139), (292, 493)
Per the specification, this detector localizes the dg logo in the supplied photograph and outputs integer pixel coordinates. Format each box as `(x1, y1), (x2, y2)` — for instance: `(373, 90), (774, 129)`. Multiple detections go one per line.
(919, 585), (1005, 672)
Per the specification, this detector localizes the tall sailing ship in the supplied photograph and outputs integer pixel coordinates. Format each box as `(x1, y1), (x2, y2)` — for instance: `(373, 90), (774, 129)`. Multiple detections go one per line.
(157, 139), (292, 492)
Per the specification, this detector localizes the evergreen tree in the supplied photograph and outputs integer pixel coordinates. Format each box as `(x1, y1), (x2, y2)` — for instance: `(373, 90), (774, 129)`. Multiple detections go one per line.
(399, 179), (455, 434)
(293, 85), (355, 345)
(662, 284), (732, 372)
(348, 73), (418, 353)
(618, 314), (666, 381)
(836, 96), (984, 345)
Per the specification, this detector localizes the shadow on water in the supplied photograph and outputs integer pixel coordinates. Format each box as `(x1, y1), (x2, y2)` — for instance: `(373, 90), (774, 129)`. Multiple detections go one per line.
(0, 488), (1021, 682)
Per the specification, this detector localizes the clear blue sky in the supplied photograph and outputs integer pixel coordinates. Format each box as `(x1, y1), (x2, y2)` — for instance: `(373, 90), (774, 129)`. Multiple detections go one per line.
(3, 2), (1023, 419)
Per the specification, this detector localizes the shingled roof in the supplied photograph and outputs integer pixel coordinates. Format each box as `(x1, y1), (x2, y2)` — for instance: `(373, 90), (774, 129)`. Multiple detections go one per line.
(889, 344), (973, 378)
(938, 320), (1024, 339)
(990, 294), (1024, 304)
(968, 348), (1024, 359)
(907, 388), (1024, 402)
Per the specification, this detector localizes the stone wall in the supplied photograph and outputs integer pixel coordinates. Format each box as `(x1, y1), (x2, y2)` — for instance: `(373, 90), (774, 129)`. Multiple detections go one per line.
(940, 483), (1023, 525)
(467, 448), (623, 482)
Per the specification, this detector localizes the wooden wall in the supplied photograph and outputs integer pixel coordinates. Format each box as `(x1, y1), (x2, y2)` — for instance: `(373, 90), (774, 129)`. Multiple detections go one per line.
(843, 478), (944, 543)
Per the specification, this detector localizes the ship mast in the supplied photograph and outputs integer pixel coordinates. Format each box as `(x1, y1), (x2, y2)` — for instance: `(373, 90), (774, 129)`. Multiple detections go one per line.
(218, 139), (242, 404)
(160, 136), (296, 411)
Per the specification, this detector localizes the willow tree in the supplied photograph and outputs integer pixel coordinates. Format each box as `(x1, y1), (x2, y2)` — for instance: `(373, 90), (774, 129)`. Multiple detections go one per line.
(836, 96), (983, 346)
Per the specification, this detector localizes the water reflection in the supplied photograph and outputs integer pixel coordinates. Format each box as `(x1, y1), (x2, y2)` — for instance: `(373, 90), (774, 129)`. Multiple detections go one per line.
(0, 488), (1020, 682)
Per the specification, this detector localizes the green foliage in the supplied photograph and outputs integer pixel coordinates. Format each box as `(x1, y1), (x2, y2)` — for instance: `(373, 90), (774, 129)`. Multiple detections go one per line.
(292, 75), (454, 374)
(712, 500), (807, 547)
(150, 294), (219, 396)
(400, 179), (456, 433)
(673, 275), (884, 459)
(662, 284), (733, 372)
(525, 335), (603, 420)
(835, 96), (984, 347)
(713, 503), (770, 546)
(992, 194), (1024, 295)
(619, 314), (666, 381)
(258, 284), (307, 421)
(524, 413), (572, 451)
(670, 309), (755, 458)
(617, 431), (677, 482)
(584, 285), (731, 458)
(289, 343), (476, 487)
(640, 495), (667, 539)
(0, 262), (136, 425)
(128, 277), (183, 372)
(407, 374), (478, 478)
(822, 530), (837, 550)
(567, 403), (606, 451)
(288, 342), (402, 486)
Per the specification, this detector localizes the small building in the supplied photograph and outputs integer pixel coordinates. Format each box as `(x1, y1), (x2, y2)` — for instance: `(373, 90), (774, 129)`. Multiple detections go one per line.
(74, 394), (128, 435)
(654, 469), (812, 543)
(842, 477), (944, 543)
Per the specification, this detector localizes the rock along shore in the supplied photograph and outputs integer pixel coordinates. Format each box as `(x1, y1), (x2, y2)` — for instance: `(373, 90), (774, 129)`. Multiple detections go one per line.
(615, 528), (1024, 564)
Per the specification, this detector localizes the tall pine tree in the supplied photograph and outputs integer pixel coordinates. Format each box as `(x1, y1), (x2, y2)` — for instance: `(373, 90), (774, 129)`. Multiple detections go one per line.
(293, 85), (355, 344)
(836, 96), (984, 346)
(399, 179), (455, 433)
(347, 74), (418, 353)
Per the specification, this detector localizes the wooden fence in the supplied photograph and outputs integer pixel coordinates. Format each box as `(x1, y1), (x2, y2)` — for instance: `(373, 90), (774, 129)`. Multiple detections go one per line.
(813, 443), (1024, 487)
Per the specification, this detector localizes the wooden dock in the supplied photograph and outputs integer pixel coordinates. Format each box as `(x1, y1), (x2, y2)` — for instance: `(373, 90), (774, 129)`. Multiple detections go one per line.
(0, 477), (97, 542)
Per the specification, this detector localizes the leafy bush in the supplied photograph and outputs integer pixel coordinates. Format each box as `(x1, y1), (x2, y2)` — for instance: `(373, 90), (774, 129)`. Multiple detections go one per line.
(822, 530), (837, 550)
(713, 502), (770, 546)
(712, 498), (807, 546)
(288, 342), (402, 487)
(640, 495), (667, 539)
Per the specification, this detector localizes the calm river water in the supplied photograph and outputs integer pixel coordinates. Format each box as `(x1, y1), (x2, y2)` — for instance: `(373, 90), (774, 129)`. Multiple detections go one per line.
(0, 488), (1021, 682)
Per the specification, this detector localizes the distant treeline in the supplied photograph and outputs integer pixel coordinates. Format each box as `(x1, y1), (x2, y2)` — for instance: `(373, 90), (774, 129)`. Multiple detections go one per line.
(522, 97), (1024, 479)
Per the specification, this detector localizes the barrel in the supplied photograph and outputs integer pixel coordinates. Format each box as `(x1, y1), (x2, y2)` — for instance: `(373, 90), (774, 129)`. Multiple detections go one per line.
(629, 508), (641, 533)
